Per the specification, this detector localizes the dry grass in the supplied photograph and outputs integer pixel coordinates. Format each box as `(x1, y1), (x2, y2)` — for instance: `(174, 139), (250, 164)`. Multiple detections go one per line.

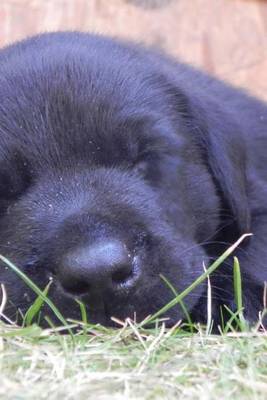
(1, 321), (267, 400)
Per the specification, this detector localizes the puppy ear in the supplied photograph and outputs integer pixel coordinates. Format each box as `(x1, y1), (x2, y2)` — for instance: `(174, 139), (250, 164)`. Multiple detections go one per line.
(186, 96), (251, 235)
(144, 66), (250, 234)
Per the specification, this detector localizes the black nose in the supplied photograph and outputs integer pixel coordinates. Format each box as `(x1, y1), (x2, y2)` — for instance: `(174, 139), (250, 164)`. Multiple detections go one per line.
(59, 240), (136, 296)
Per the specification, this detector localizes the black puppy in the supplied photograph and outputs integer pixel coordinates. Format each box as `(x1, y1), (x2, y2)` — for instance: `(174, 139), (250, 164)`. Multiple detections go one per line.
(0, 32), (266, 327)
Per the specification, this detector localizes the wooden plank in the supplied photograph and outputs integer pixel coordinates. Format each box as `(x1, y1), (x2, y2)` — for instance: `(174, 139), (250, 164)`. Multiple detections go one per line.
(0, 0), (266, 99)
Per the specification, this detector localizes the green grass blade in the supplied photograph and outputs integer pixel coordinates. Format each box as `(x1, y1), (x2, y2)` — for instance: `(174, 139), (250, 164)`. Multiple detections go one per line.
(160, 274), (194, 332)
(75, 300), (88, 325)
(233, 257), (242, 311)
(24, 280), (52, 327)
(75, 299), (88, 334)
(140, 233), (251, 327)
(0, 324), (43, 338)
(233, 256), (247, 331)
(0, 254), (73, 337)
(222, 305), (247, 333)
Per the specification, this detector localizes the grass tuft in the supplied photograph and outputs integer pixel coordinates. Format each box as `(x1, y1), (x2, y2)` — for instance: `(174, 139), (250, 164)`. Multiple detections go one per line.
(141, 233), (251, 327)
(0, 254), (73, 336)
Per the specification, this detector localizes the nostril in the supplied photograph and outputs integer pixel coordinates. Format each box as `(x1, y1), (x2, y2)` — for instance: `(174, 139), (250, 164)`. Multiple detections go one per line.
(112, 266), (133, 285)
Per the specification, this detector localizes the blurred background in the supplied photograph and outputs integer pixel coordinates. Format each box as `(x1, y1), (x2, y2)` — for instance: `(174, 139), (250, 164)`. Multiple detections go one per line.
(0, 0), (266, 100)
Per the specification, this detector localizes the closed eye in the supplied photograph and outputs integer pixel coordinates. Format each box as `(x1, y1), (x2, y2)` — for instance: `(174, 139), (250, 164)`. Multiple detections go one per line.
(133, 159), (149, 176)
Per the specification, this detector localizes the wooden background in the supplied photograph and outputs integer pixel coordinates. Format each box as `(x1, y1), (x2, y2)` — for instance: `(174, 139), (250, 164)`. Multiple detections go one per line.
(0, 0), (266, 100)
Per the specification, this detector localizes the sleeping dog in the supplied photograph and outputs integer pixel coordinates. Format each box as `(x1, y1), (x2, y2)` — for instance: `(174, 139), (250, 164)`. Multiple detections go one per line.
(0, 32), (266, 327)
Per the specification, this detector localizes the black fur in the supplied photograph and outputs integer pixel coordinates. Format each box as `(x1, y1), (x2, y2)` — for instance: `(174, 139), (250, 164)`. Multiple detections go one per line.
(0, 32), (266, 327)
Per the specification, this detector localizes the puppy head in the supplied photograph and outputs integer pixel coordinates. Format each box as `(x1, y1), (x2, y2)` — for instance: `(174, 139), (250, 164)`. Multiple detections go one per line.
(0, 33), (250, 325)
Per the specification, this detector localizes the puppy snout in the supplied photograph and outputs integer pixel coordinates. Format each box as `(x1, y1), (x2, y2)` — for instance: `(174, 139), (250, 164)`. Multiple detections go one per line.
(59, 240), (137, 296)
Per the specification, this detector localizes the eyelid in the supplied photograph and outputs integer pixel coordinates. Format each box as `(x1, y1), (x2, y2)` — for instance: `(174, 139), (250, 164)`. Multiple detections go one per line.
(134, 159), (148, 175)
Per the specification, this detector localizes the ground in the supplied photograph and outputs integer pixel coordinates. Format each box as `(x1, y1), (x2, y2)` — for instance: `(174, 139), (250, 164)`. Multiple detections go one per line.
(1, 323), (267, 400)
